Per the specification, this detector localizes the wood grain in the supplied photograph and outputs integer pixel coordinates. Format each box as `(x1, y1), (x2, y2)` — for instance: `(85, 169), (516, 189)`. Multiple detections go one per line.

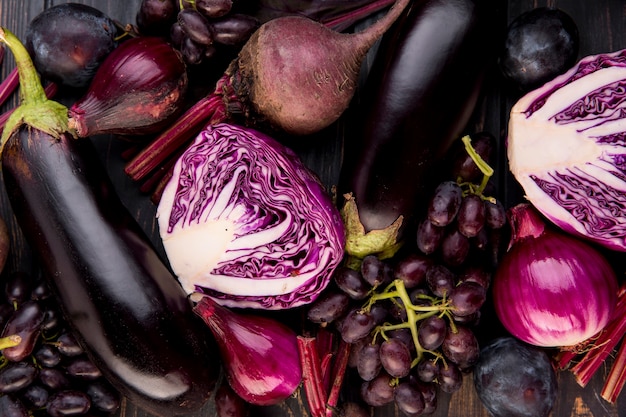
(0, 1), (624, 416)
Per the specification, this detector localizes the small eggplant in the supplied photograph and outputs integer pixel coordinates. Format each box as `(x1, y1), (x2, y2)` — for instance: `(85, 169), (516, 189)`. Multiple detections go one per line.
(68, 36), (188, 137)
(339, 0), (497, 243)
(0, 28), (218, 416)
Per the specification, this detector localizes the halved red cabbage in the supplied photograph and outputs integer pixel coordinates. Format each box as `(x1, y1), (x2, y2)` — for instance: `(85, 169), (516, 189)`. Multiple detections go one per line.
(156, 123), (345, 309)
(508, 49), (626, 251)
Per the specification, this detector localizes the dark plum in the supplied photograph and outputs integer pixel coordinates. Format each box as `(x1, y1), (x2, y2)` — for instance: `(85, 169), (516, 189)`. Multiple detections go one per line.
(25, 3), (118, 88)
(499, 7), (579, 91)
(473, 337), (558, 417)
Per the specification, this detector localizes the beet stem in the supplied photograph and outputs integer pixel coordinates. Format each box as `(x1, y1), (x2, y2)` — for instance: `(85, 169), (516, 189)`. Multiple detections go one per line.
(325, 340), (351, 417)
(297, 336), (327, 417)
(349, 0), (411, 56)
(0, 67), (18, 107)
(323, 0), (396, 31)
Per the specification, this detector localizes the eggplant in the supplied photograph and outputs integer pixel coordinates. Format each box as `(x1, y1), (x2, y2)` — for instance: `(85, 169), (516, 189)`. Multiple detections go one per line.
(339, 0), (498, 238)
(0, 28), (219, 416)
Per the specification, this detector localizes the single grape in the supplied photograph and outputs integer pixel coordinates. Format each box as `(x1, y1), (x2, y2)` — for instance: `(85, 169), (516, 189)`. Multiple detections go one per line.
(360, 372), (395, 407)
(46, 390), (92, 417)
(416, 381), (438, 414)
(449, 281), (487, 317)
(136, 0), (178, 35)
(425, 265), (456, 297)
(458, 265), (491, 289)
(438, 362), (463, 393)
(20, 384), (49, 409)
(386, 328), (414, 353)
(457, 194), (486, 238)
(178, 8), (214, 45)
(415, 357), (440, 383)
(339, 308), (375, 343)
(55, 332), (83, 357)
(485, 199), (507, 229)
(441, 325), (480, 370)
(428, 181), (463, 227)
(334, 267), (370, 300)
(416, 219), (445, 255)
(38, 368), (71, 391)
(417, 315), (447, 351)
(369, 303), (389, 325)
(34, 344), (62, 368)
(0, 361), (38, 393)
(379, 338), (411, 378)
(210, 14), (260, 46)
(65, 356), (102, 380)
(307, 291), (350, 325)
(441, 228), (471, 267)
(387, 297), (408, 322)
(394, 382), (425, 417)
(357, 343), (382, 381)
(360, 255), (389, 287)
(4, 271), (33, 307)
(180, 36), (206, 65)
(0, 394), (29, 417)
(196, 0), (233, 18)
(394, 253), (432, 289)
(30, 278), (52, 301)
(85, 380), (120, 413)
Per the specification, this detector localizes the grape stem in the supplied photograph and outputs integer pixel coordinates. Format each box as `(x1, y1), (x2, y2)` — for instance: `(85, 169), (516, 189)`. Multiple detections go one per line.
(363, 279), (455, 366)
(458, 134), (496, 203)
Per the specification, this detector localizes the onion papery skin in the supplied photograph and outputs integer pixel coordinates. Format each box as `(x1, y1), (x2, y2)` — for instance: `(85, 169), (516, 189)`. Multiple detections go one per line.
(68, 36), (188, 137)
(193, 296), (302, 406)
(157, 123), (345, 309)
(493, 204), (618, 348)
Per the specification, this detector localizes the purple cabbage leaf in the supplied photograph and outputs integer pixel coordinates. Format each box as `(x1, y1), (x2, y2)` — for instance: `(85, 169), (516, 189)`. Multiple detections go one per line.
(156, 123), (345, 309)
(508, 49), (626, 251)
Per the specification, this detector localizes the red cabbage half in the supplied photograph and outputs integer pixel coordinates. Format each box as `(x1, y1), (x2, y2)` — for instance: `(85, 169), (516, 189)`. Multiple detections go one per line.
(156, 123), (345, 309)
(508, 49), (626, 251)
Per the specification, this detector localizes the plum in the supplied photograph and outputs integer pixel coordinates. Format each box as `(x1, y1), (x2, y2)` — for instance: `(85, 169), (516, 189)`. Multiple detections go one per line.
(499, 7), (579, 92)
(473, 337), (557, 417)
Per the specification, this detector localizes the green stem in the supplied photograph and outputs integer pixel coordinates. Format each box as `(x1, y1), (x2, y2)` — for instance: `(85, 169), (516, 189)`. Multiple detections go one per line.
(0, 334), (21, 350)
(0, 27), (71, 151)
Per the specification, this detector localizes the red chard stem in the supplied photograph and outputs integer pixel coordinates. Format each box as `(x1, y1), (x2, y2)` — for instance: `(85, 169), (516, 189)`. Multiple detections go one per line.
(0, 67), (18, 107)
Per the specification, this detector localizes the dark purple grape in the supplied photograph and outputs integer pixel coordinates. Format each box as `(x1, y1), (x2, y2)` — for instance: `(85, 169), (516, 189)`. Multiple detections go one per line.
(428, 181), (463, 227)
(4, 271), (33, 306)
(451, 132), (494, 183)
(0, 361), (38, 393)
(394, 382), (425, 417)
(425, 265), (456, 297)
(38, 367), (71, 391)
(394, 253), (432, 289)
(438, 362), (463, 393)
(442, 326), (480, 370)
(458, 265), (491, 289)
(30, 278), (52, 300)
(25, 3), (118, 88)
(56, 332), (83, 356)
(386, 328), (414, 353)
(178, 8), (214, 45)
(457, 194), (486, 237)
(196, 0), (233, 18)
(417, 315), (447, 351)
(441, 228), (471, 267)
(415, 357), (440, 383)
(409, 287), (431, 307)
(169, 22), (187, 48)
(180, 37), (206, 65)
(449, 281), (487, 317)
(339, 308), (376, 343)
(41, 306), (62, 332)
(416, 219), (445, 255)
(136, 0), (178, 35)
(360, 255), (386, 287)
(415, 381), (437, 414)
(348, 336), (372, 369)
(1, 300), (45, 362)
(334, 267), (370, 300)
(387, 297), (408, 322)
(210, 14), (259, 46)
(473, 337), (557, 417)
(0, 394), (29, 417)
(46, 390), (91, 417)
(379, 338), (411, 378)
(485, 199), (507, 229)
(65, 356), (102, 380)
(215, 382), (248, 417)
(85, 380), (120, 413)
(20, 384), (49, 408)
(500, 7), (579, 91)
(369, 303), (389, 325)
(360, 373), (395, 407)
(340, 402), (369, 417)
(307, 291), (350, 325)
(357, 343), (382, 381)
(34, 344), (62, 368)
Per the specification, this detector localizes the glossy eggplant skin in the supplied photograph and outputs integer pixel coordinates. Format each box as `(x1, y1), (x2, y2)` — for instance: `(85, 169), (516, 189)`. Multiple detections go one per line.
(1, 126), (220, 416)
(339, 0), (497, 235)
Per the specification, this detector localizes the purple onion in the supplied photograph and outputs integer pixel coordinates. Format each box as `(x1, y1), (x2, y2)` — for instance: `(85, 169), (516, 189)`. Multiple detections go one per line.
(493, 203), (618, 347)
(68, 36), (187, 137)
(193, 296), (301, 406)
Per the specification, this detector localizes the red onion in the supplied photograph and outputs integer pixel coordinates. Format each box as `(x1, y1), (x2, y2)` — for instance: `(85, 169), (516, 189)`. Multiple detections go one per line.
(493, 203), (618, 348)
(193, 296), (302, 406)
(68, 36), (187, 137)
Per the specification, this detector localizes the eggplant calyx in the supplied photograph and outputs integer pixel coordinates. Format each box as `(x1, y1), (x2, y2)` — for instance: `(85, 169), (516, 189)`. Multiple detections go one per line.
(341, 193), (404, 263)
(0, 27), (72, 152)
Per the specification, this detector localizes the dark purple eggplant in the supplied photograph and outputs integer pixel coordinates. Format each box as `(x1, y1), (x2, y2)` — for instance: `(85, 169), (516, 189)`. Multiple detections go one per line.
(339, 0), (497, 241)
(0, 28), (219, 416)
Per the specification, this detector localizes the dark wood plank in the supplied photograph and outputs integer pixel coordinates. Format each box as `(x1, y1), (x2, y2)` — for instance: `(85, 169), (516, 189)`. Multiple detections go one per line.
(0, 1), (625, 417)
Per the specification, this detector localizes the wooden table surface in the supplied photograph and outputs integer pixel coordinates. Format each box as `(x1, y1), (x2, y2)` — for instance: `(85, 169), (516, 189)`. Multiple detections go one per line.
(0, 1), (625, 416)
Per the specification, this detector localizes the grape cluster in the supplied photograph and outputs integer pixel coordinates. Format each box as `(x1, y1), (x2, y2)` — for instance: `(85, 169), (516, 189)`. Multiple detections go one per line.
(136, 0), (259, 65)
(0, 272), (120, 417)
(306, 132), (507, 416)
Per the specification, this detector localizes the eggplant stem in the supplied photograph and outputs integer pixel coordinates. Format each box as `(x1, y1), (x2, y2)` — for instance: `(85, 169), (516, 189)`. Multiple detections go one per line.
(0, 334), (21, 350)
